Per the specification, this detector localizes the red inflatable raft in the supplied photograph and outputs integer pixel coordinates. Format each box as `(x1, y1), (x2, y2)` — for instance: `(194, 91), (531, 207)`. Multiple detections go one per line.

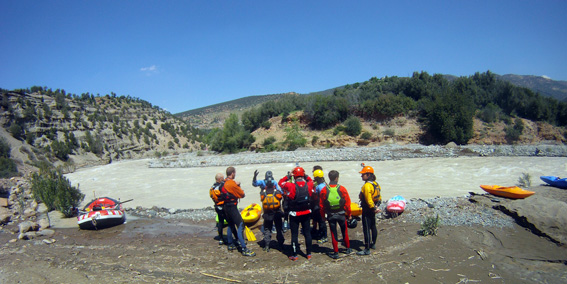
(77, 197), (127, 230)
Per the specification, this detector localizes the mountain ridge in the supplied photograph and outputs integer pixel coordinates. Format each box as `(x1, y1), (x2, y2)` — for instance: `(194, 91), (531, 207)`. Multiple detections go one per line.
(175, 73), (567, 129)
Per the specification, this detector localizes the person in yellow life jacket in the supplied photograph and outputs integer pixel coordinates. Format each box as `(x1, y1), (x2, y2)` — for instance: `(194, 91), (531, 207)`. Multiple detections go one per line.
(319, 170), (352, 259)
(209, 173), (233, 245)
(357, 165), (382, 256)
(253, 170), (285, 251)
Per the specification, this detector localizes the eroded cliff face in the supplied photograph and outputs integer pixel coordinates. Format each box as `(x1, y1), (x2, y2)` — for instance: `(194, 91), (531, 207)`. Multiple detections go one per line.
(249, 112), (566, 152)
(1, 91), (202, 173)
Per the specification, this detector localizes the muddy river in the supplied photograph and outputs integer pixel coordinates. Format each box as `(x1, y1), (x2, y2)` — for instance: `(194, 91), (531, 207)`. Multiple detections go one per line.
(65, 156), (566, 210)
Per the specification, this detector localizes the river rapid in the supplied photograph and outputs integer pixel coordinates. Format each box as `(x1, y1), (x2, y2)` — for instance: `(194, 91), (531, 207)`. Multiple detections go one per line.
(65, 155), (566, 210)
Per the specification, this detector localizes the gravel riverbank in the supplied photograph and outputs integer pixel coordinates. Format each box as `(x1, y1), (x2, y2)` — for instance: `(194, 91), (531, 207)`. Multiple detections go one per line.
(127, 194), (517, 229)
(149, 144), (567, 168)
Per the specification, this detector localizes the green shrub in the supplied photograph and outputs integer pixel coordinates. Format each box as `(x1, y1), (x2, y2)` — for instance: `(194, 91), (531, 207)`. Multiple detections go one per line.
(261, 120), (272, 129)
(423, 92), (474, 145)
(260, 136), (279, 152)
(0, 138), (18, 178)
(31, 165), (84, 217)
(311, 136), (319, 145)
(478, 103), (502, 123)
(0, 137), (11, 158)
(383, 128), (395, 137)
(344, 116), (362, 137)
(263, 136), (276, 147)
(211, 113), (255, 153)
(0, 157), (18, 178)
(333, 125), (345, 135)
(284, 123), (307, 151)
(51, 140), (71, 161)
(517, 172), (532, 187)
(360, 132), (372, 140)
(505, 118), (524, 143)
(8, 123), (24, 140)
(420, 214), (439, 236)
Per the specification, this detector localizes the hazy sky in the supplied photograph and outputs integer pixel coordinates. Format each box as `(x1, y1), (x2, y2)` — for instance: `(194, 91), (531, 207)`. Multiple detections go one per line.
(1, 1), (566, 113)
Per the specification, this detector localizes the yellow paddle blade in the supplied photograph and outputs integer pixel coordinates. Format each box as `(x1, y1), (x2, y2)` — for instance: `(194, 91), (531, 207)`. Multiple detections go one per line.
(245, 226), (256, 241)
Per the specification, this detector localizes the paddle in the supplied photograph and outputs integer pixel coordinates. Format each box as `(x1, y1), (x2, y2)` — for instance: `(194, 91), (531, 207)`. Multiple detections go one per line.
(245, 226), (256, 241)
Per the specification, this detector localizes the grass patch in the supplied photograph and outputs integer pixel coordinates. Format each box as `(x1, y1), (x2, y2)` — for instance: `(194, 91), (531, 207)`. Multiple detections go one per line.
(420, 214), (439, 236)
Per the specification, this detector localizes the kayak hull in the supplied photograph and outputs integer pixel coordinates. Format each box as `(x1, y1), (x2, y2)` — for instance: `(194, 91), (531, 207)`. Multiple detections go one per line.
(540, 176), (567, 189)
(480, 185), (535, 199)
(351, 202), (362, 217)
(386, 195), (407, 214)
(241, 203), (261, 224)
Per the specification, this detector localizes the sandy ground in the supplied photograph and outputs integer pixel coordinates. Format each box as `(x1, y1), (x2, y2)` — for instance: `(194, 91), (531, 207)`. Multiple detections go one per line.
(1, 156), (567, 283)
(1, 186), (567, 283)
(65, 156), (566, 210)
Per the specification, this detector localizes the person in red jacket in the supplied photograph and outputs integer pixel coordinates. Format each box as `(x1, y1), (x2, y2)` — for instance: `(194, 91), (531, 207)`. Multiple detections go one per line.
(279, 166), (314, 261)
(319, 170), (352, 259)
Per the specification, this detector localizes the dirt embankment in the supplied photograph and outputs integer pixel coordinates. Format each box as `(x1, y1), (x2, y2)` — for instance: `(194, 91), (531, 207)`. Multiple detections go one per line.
(1, 185), (567, 283)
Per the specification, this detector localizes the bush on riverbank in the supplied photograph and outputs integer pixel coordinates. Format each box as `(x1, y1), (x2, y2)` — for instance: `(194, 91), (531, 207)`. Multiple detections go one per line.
(30, 164), (84, 217)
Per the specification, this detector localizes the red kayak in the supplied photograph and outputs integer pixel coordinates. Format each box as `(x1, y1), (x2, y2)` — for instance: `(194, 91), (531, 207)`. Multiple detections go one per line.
(77, 197), (127, 230)
(386, 195), (406, 217)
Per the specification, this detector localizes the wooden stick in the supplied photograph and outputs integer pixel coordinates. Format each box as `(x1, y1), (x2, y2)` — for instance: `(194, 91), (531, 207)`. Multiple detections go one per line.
(200, 272), (241, 283)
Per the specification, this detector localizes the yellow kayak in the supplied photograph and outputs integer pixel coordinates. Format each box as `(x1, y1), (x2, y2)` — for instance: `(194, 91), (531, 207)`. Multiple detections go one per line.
(480, 185), (535, 199)
(241, 203), (262, 224)
(351, 202), (362, 217)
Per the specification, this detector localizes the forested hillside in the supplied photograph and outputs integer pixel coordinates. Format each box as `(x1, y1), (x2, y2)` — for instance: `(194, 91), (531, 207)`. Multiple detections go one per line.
(2, 71), (566, 176)
(498, 74), (567, 102)
(205, 71), (567, 153)
(0, 87), (205, 178)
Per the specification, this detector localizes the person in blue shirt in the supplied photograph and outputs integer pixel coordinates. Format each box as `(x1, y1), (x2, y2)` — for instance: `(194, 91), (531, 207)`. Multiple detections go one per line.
(252, 170), (283, 194)
(312, 167), (328, 243)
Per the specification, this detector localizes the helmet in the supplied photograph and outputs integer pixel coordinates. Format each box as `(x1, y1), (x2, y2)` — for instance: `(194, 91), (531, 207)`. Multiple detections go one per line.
(313, 169), (324, 178)
(359, 166), (374, 174)
(292, 167), (305, 177)
(347, 218), (358, 229)
(265, 171), (273, 180)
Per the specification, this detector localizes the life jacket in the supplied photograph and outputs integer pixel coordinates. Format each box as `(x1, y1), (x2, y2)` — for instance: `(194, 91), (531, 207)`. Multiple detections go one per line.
(209, 182), (223, 205)
(261, 181), (282, 211)
(291, 182), (310, 211)
(360, 181), (381, 207)
(218, 182), (237, 204)
(325, 184), (345, 213)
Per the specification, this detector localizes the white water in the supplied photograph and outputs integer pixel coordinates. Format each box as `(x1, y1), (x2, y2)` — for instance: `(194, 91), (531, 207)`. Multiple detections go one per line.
(65, 156), (566, 210)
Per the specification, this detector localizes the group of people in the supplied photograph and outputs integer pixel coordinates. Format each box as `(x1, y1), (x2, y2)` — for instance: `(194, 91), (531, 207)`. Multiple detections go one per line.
(209, 164), (382, 260)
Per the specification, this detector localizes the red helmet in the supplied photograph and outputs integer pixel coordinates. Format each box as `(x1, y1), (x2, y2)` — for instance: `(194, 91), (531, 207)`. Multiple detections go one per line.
(292, 167), (305, 177)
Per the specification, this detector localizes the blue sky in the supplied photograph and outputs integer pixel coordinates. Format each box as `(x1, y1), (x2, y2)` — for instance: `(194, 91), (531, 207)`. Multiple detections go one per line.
(1, 1), (566, 114)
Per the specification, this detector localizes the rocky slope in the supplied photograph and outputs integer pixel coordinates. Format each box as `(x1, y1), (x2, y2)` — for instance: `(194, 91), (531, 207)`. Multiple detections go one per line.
(1, 90), (203, 174)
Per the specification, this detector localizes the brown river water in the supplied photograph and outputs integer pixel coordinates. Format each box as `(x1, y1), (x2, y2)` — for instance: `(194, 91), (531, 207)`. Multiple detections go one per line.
(65, 156), (566, 210)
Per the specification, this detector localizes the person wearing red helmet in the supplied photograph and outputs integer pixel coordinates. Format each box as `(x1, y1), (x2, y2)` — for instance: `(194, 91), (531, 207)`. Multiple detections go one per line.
(357, 165), (382, 256)
(279, 166), (315, 261)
